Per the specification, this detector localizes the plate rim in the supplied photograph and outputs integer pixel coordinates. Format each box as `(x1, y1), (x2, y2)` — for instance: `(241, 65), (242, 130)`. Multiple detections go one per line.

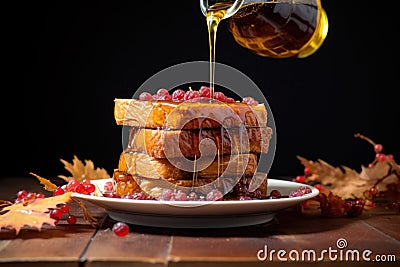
(71, 178), (318, 227)
(71, 178), (319, 208)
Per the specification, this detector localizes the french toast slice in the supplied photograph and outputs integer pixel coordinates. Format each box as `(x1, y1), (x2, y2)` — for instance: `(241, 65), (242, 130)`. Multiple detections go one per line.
(118, 151), (258, 180)
(126, 126), (272, 158)
(114, 98), (268, 129)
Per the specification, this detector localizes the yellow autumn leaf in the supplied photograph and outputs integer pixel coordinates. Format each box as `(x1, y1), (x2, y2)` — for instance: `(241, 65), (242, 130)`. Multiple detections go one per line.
(0, 192), (72, 235)
(57, 155), (110, 182)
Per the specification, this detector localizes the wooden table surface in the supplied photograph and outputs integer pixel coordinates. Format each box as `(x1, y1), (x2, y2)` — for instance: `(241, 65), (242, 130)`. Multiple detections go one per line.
(1, 176), (399, 267)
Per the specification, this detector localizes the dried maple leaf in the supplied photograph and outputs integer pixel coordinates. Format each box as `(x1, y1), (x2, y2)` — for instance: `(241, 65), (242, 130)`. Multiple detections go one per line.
(297, 156), (372, 199)
(58, 155), (110, 182)
(0, 193), (72, 234)
(29, 172), (58, 192)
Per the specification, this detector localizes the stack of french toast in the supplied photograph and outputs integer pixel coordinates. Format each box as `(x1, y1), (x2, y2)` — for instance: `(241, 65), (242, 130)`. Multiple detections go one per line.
(112, 87), (273, 200)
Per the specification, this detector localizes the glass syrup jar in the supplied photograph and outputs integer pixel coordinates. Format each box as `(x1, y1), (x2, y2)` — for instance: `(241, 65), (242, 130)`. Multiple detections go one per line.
(201, 0), (329, 58)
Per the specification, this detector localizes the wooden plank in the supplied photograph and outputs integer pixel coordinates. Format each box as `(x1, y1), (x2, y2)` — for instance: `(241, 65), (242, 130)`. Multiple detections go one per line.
(82, 217), (171, 267)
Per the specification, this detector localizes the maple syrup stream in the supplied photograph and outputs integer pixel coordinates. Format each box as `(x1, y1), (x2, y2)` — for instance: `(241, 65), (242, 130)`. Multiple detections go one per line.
(206, 3), (230, 99)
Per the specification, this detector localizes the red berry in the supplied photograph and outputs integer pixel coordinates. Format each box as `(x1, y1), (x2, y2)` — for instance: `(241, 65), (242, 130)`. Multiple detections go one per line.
(53, 187), (65, 196)
(374, 144), (383, 153)
(369, 187), (379, 196)
(213, 92), (226, 102)
(157, 88), (169, 96)
(60, 203), (70, 214)
(112, 222), (130, 237)
(386, 154), (394, 160)
(199, 86), (211, 98)
(138, 92), (153, 101)
(225, 97), (235, 103)
(159, 189), (173, 200)
(26, 192), (37, 200)
(304, 167), (312, 175)
(174, 190), (187, 201)
(104, 181), (114, 192)
(172, 89), (185, 101)
(313, 184), (325, 191)
(16, 190), (28, 199)
(67, 215), (77, 225)
(376, 153), (386, 162)
(368, 163), (375, 168)
(49, 208), (63, 220)
(67, 179), (80, 192)
(295, 175), (306, 183)
(269, 189), (282, 199)
(85, 183), (96, 194)
(184, 90), (200, 101)
(75, 184), (87, 194)
(206, 189), (223, 201)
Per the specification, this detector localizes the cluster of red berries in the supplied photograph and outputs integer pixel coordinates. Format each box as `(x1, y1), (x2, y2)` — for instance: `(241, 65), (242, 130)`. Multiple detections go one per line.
(288, 186), (313, 197)
(138, 86), (259, 105)
(14, 190), (77, 225)
(15, 190), (45, 204)
(54, 178), (96, 196)
(49, 203), (77, 225)
(50, 178), (99, 225)
(158, 188), (224, 201)
(364, 143), (399, 211)
(367, 143), (394, 168)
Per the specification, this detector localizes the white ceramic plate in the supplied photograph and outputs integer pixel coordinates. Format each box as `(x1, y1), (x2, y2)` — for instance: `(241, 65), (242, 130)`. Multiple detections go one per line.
(71, 178), (318, 228)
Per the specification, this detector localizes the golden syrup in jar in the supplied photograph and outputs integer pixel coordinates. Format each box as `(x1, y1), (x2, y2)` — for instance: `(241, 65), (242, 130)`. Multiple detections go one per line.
(227, 2), (323, 58)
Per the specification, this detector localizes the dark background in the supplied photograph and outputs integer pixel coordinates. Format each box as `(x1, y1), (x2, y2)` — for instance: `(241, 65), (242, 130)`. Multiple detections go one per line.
(2, 1), (396, 180)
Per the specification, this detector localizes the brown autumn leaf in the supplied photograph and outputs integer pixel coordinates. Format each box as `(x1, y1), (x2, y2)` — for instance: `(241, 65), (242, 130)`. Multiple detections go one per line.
(0, 193), (72, 235)
(58, 155), (110, 182)
(297, 156), (370, 199)
(297, 156), (400, 200)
